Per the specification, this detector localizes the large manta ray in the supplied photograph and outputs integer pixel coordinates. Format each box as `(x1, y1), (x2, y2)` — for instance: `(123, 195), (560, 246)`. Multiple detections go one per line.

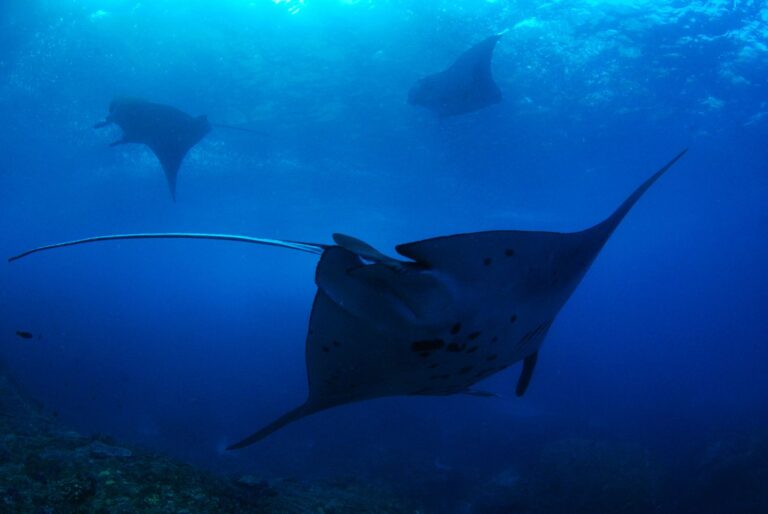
(9, 150), (687, 449)
(95, 98), (212, 201)
(409, 34), (503, 117)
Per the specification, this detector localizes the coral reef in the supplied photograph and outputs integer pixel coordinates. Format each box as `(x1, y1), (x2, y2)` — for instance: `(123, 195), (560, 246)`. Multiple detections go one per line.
(2, 368), (766, 514)
(677, 434), (768, 514)
(0, 373), (418, 513)
(528, 438), (654, 514)
(459, 438), (654, 514)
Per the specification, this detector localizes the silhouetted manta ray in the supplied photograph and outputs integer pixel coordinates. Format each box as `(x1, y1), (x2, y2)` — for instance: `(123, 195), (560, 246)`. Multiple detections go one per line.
(409, 34), (503, 117)
(95, 98), (211, 201)
(9, 150), (687, 449)
(95, 98), (265, 200)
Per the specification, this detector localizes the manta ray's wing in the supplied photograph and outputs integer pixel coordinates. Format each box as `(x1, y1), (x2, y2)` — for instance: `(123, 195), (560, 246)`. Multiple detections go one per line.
(409, 34), (502, 117)
(394, 149), (688, 394)
(448, 34), (503, 101)
(396, 151), (689, 272)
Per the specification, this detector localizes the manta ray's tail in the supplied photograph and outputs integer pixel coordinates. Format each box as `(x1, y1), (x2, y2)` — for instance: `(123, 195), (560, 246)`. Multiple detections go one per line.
(8, 233), (327, 262)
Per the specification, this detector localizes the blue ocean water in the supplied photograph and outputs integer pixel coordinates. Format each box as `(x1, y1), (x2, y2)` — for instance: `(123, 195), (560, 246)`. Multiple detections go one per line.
(1, 1), (766, 512)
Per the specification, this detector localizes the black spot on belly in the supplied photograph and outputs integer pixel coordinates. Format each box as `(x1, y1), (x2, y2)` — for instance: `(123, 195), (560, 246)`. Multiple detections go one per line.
(446, 342), (467, 352)
(322, 346), (330, 353)
(486, 354), (498, 361)
(412, 339), (445, 352)
(510, 314), (518, 324)
(467, 346), (479, 353)
(467, 331), (481, 341)
(483, 257), (492, 266)
(491, 336), (498, 343)
(459, 366), (473, 374)
(505, 248), (515, 257)
(332, 340), (342, 347)
(450, 323), (462, 335)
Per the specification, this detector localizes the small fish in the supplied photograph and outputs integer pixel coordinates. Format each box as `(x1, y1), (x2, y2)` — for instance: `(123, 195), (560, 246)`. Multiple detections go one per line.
(15, 330), (34, 340)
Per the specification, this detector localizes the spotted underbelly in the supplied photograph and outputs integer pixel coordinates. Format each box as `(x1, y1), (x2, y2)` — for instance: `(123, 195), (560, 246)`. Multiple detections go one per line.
(407, 318), (554, 396)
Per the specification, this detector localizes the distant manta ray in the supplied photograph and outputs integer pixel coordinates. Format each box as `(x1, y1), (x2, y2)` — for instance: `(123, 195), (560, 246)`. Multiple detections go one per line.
(409, 34), (503, 117)
(9, 150), (687, 449)
(95, 98), (264, 200)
